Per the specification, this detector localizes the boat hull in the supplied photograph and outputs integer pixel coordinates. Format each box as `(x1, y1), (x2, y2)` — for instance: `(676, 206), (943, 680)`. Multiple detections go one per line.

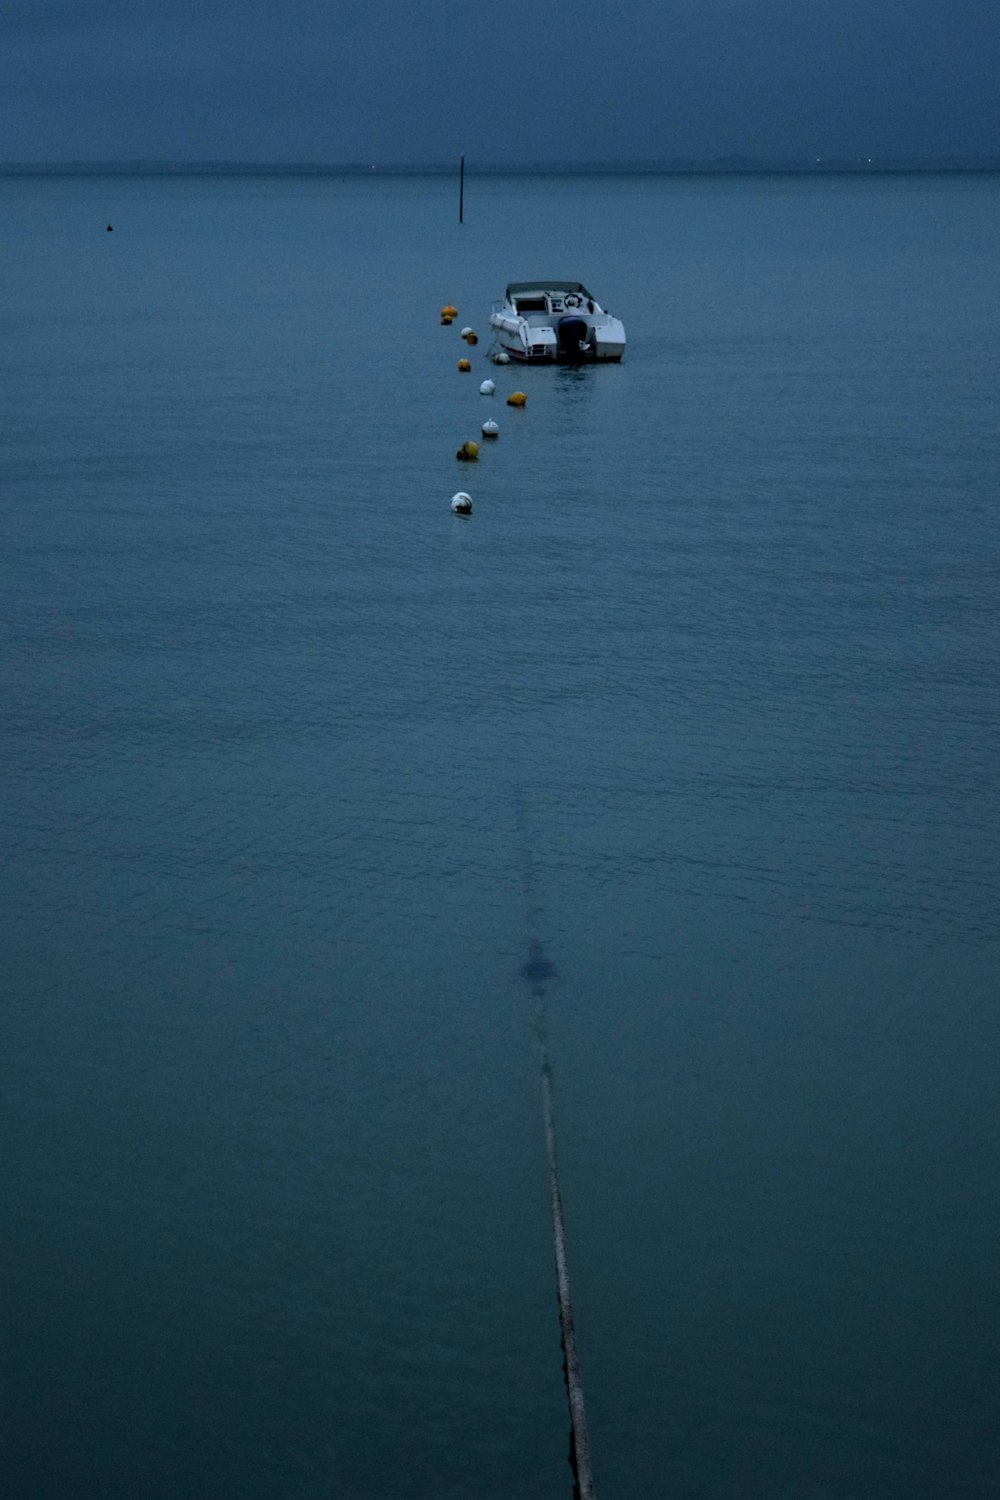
(490, 318), (625, 362)
(496, 337), (624, 363)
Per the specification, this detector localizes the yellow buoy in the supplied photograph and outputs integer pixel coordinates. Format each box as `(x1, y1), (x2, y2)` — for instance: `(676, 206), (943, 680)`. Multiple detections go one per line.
(441, 304), (458, 318)
(457, 358), (471, 372)
(465, 332), (478, 345)
(456, 440), (480, 461)
(507, 390), (527, 407)
(441, 314), (454, 325)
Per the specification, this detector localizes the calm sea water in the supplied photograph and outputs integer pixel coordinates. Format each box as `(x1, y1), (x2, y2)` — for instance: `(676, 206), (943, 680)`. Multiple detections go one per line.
(2, 171), (999, 1499)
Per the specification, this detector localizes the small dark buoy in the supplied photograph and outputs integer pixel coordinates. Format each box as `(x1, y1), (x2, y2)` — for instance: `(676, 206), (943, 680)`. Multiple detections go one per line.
(106, 224), (113, 232)
(521, 949), (556, 987)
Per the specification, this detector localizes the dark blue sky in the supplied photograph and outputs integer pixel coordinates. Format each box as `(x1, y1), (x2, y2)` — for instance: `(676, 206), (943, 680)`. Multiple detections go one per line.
(2, 0), (998, 163)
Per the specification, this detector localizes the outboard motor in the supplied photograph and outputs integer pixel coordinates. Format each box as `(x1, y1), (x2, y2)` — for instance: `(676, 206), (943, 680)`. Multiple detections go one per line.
(556, 315), (590, 360)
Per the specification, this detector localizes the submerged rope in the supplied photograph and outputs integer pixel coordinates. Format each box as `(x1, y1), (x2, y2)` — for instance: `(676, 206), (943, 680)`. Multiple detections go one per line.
(519, 831), (597, 1500)
(538, 1021), (597, 1500)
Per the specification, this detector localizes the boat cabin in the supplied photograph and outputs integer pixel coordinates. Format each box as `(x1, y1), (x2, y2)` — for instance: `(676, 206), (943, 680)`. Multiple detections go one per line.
(505, 281), (600, 321)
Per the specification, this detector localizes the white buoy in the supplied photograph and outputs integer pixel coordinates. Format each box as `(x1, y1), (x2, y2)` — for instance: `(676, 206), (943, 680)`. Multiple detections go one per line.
(460, 326), (474, 338)
(479, 379), (495, 395)
(492, 351), (511, 365)
(482, 419), (499, 438)
(451, 491), (473, 514)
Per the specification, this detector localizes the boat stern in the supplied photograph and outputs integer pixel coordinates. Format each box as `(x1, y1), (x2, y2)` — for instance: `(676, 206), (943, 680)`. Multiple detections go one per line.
(591, 317), (626, 361)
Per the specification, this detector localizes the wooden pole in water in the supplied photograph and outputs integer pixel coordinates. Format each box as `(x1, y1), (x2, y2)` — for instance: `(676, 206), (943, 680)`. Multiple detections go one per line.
(459, 154), (465, 223)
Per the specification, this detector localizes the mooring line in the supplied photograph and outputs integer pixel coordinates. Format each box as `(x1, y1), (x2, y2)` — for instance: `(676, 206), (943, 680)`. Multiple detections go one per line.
(539, 1028), (597, 1500)
(518, 815), (597, 1500)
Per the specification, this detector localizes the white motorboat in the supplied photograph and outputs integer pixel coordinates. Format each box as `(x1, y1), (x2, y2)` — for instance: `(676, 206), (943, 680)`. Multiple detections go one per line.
(489, 281), (626, 363)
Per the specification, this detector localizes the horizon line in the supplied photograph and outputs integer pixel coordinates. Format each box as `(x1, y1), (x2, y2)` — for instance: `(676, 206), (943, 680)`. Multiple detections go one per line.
(2, 154), (1000, 176)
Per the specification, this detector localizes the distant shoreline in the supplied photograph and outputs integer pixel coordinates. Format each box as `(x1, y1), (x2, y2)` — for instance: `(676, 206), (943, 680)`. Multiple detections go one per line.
(2, 158), (1000, 177)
